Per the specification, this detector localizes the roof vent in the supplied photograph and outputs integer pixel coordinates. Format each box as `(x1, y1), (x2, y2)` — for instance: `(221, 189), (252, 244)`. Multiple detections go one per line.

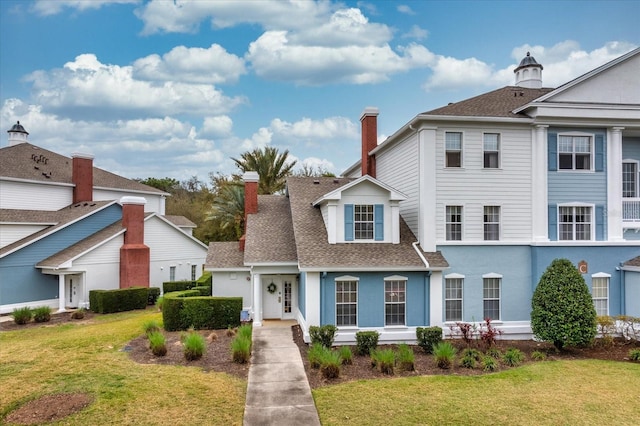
(313, 180), (320, 185)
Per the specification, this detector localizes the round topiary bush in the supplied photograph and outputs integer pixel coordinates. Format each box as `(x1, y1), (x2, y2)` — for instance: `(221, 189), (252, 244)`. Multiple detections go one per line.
(531, 258), (597, 350)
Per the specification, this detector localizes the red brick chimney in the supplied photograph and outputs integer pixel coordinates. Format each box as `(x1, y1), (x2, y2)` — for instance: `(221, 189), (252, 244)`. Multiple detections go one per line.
(119, 196), (150, 288)
(72, 152), (94, 203)
(240, 171), (259, 251)
(361, 107), (379, 178)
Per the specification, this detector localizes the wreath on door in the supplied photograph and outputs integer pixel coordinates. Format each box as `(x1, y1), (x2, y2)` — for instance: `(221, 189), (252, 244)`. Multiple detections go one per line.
(267, 282), (277, 294)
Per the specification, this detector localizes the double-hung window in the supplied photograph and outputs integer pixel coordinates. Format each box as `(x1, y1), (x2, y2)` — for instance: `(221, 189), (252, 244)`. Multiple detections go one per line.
(483, 206), (500, 240)
(623, 161), (638, 198)
(559, 135), (592, 170)
(559, 206), (592, 240)
(445, 132), (462, 167)
(169, 266), (176, 281)
(483, 277), (501, 321)
(354, 204), (374, 240)
(384, 278), (406, 326)
(191, 265), (197, 280)
(592, 276), (609, 316)
(336, 279), (358, 327)
(446, 206), (462, 241)
(483, 133), (500, 168)
(444, 277), (463, 322)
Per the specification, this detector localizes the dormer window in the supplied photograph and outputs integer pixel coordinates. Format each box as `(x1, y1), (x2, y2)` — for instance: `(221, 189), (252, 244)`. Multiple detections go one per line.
(345, 204), (384, 241)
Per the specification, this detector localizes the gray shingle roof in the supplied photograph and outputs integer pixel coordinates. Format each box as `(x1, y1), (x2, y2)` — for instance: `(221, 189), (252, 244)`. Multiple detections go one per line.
(624, 256), (640, 268)
(206, 242), (247, 269)
(244, 195), (298, 265)
(0, 209), (58, 224)
(163, 215), (196, 228)
(0, 143), (167, 194)
(424, 86), (554, 118)
(286, 177), (448, 270)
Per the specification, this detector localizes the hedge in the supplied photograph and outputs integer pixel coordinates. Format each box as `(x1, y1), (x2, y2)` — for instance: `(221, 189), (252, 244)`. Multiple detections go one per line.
(89, 287), (149, 314)
(162, 291), (242, 331)
(192, 286), (211, 296)
(148, 287), (161, 305)
(162, 272), (213, 294)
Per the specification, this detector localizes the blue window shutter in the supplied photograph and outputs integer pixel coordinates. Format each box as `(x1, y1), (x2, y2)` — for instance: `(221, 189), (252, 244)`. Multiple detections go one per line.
(374, 204), (384, 241)
(595, 134), (604, 172)
(344, 204), (354, 241)
(548, 204), (557, 241)
(596, 205), (605, 240)
(548, 133), (557, 171)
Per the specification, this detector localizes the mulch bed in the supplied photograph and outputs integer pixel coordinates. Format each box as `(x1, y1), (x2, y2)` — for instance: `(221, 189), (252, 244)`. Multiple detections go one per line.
(0, 310), (96, 331)
(3, 393), (93, 425)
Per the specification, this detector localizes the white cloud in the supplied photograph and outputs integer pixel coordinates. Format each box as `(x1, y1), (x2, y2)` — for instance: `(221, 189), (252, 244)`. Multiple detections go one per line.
(397, 5), (415, 15)
(401, 25), (428, 41)
(423, 55), (496, 90)
(269, 116), (358, 141)
(31, 0), (139, 16)
(201, 116), (234, 138)
(132, 44), (246, 84)
(298, 157), (336, 173)
(24, 54), (246, 119)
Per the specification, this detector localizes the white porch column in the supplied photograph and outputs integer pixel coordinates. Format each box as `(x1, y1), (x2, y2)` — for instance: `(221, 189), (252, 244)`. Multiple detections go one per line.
(57, 275), (66, 312)
(252, 273), (262, 326)
(418, 126), (438, 251)
(608, 127), (625, 241)
(532, 125), (549, 241)
(429, 271), (443, 327)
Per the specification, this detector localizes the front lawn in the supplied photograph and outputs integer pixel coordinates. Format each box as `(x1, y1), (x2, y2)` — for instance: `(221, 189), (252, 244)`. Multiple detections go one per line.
(0, 310), (246, 425)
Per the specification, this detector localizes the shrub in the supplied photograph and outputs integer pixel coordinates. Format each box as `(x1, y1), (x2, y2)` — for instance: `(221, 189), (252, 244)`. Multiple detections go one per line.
(338, 346), (353, 365)
(11, 307), (32, 325)
(231, 335), (251, 363)
(148, 331), (167, 356)
(433, 342), (456, 369)
(355, 331), (379, 355)
(460, 354), (477, 369)
(237, 324), (252, 341)
(502, 348), (525, 366)
(461, 347), (482, 361)
(143, 320), (161, 336)
(416, 326), (442, 354)
(308, 343), (327, 369)
(451, 322), (476, 347)
(71, 309), (86, 320)
(32, 306), (51, 323)
(309, 324), (337, 348)
(596, 315), (616, 347)
(531, 350), (547, 361)
(162, 292), (242, 331)
(148, 287), (161, 305)
(372, 349), (395, 375)
(479, 318), (503, 348)
(482, 355), (499, 372)
(192, 286), (212, 296)
(485, 347), (502, 359)
(629, 349), (640, 362)
(319, 350), (341, 379)
(156, 296), (165, 311)
(531, 258), (597, 350)
(183, 332), (206, 361)
(89, 287), (149, 314)
(397, 344), (415, 372)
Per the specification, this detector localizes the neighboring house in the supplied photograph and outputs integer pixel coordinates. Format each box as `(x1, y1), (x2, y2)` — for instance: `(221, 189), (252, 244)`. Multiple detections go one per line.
(206, 48), (640, 343)
(0, 124), (208, 314)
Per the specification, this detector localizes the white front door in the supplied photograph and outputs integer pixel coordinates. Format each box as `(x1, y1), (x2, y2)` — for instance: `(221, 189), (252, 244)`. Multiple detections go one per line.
(65, 275), (80, 308)
(262, 278), (282, 319)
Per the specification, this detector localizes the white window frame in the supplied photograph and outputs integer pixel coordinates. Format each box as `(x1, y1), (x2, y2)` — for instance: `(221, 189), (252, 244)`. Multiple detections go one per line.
(591, 273), (610, 316)
(169, 266), (176, 281)
(483, 205), (500, 241)
(445, 205), (463, 241)
(354, 204), (374, 240)
(444, 274), (464, 322)
(445, 132), (463, 168)
(335, 276), (358, 327)
(483, 133), (500, 169)
(558, 133), (593, 171)
(191, 264), (197, 281)
(482, 273), (502, 321)
(558, 203), (594, 241)
(384, 275), (407, 327)
(622, 160), (639, 198)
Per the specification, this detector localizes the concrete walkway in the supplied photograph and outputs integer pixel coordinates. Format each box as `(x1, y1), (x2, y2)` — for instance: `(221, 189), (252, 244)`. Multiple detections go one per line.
(243, 322), (321, 426)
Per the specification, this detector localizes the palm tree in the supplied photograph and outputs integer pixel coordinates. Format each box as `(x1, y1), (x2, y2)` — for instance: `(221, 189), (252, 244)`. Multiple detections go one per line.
(207, 182), (245, 240)
(232, 146), (297, 194)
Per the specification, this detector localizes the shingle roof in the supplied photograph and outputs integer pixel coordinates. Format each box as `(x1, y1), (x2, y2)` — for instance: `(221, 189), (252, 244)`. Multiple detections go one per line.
(244, 195), (298, 264)
(0, 143), (166, 194)
(163, 215), (196, 228)
(206, 242), (247, 269)
(286, 177), (448, 270)
(624, 256), (640, 268)
(0, 200), (115, 257)
(0, 209), (58, 224)
(424, 86), (554, 118)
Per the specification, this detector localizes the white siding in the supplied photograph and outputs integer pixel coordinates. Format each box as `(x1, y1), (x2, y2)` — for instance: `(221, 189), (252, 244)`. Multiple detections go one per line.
(339, 181), (394, 243)
(212, 271), (252, 309)
(95, 189), (165, 214)
(0, 180), (72, 210)
(376, 134), (420, 235)
(0, 224), (48, 247)
(435, 125), (533, 242)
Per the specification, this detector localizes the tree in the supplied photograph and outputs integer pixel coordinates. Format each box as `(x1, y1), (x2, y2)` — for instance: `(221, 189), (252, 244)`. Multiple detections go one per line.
(137, 177), (180, 193)
(207, 181), (245, 241)
(231, 146), (296, 194)
(530, 258), (597, 350)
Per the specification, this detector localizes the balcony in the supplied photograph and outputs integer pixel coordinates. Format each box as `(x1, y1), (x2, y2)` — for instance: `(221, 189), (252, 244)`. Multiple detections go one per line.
(623, 198), (640, 224)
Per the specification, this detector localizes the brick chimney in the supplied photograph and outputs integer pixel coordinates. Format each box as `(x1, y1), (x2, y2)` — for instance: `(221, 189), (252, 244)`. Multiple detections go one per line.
(361, 107), (379, 178)
(119, 196), (150, 288)
(72, 152), (94, 203)
(240, 171), (259, 251)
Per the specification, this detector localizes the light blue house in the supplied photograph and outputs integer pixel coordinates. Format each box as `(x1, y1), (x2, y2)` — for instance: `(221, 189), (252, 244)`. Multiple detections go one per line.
(207, 48), (640, 342)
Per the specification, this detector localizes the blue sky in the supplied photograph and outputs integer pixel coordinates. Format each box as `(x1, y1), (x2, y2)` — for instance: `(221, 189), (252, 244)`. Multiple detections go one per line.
(1, 0), (638, 182)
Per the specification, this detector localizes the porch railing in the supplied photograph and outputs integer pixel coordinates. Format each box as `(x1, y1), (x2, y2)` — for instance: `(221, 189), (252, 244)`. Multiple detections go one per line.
(623, 198), (640, 222)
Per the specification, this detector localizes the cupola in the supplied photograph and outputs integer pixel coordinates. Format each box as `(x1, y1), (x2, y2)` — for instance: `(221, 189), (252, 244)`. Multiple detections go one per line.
(514, 52), (543, 89)
(7, 121), (29, 146)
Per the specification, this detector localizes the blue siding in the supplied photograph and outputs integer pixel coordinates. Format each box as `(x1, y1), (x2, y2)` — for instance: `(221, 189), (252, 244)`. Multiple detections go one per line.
(622, 137), (640, 160)
(298, 272), (306, 317)
(320, 271), (429, 327)
(438, 246), (533, 322)
(0, 204), (122, 305)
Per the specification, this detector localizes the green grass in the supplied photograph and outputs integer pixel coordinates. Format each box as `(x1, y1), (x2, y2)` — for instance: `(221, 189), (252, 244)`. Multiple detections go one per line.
(314, 360), (640, 425)
(0, 310), (246, 425)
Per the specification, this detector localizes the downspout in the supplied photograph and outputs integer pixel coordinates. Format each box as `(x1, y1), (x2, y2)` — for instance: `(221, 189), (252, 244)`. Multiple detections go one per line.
(321, 272), (327, 325)
(618, 264), (625, 315)
(413, 242), (431, 326)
